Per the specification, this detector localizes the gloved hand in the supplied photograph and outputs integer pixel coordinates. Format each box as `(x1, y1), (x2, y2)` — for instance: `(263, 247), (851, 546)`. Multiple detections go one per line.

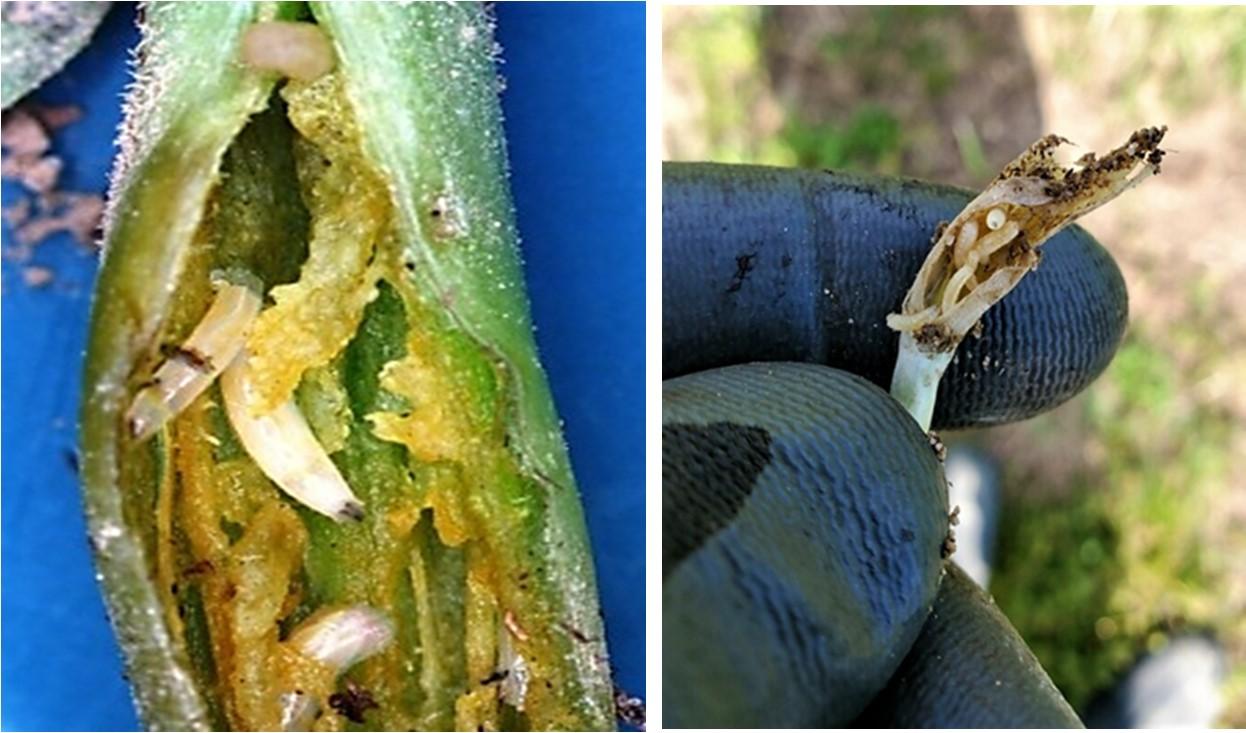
(662, 162), (1127, 728)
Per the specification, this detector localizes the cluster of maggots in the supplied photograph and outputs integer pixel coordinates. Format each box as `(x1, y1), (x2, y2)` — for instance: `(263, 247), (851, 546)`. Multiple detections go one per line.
(119, 19), (537, 729)
(887, 126), (1167, 349)
(124, 268), (528, 725)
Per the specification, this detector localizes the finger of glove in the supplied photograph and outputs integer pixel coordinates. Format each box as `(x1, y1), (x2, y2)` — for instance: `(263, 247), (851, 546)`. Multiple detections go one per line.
(663, 362), (947, 727)
(855, 561), (1084, 729)
(662, 162), (1128, 430)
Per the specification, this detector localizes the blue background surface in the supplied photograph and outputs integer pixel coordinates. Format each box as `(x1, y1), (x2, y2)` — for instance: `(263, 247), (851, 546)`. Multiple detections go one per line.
(0, 3), (645, 729)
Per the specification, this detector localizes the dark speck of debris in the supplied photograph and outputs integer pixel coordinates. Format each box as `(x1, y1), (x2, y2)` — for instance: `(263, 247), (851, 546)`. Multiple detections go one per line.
(941, 528), (957, 559)
(182, 559), (215, 577)
(725, 252), (757, 294)
(614, 685), (646, 729)
(558, 621), (592, 644)
(941, 505), (961, 559)
(480, 669), (509, 686)
(174, 345), (214, 373)
(915, 322), (956, 353)
(328, 680), (378, 724)
(337, 500), (366, 523)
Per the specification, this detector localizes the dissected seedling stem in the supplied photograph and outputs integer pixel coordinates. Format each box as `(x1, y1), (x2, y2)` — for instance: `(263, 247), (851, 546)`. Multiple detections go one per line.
(888, 127), (1167, 430)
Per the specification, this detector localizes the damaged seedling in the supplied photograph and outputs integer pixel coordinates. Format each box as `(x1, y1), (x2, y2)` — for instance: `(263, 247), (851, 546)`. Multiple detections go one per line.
(81, 4), (614, 730)
(887, 127), (1167, 430)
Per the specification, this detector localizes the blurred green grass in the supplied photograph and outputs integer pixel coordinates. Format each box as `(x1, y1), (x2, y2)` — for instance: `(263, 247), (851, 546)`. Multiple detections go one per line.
(991, 331), (1236, 711)
(665, 5), (1246, 724)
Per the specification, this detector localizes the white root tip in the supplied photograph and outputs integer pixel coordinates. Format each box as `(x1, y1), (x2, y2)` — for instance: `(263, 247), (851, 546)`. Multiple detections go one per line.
(220, 351), (365, 522)
(277, 606), (392, 730)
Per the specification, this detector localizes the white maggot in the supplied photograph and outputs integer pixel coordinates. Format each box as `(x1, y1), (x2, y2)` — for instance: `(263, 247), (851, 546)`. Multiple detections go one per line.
(974, 219), (1022, 260)
(951, 219), (979, 268)
(241, 21), (335, 82)
(220, 350), (365, 522)
(126, 280), (261, 442)
(985, 206), (1007, 230)
(279, 605), (394, 731)
(288, 605), (394, 670)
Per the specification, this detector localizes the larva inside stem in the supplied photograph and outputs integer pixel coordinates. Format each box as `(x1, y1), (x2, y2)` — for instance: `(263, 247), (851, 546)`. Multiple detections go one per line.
(985, 206), (1007, 230)
(126, 279), (261, 442)
(885, 305), (939, 331)
(942, 264), (976, 313)
(974, 219), (1022, 260)
(952, 219), (979, 268)
(278, 605), (394, 731)
(241, 21), (335, 82)
(887, 126), (1167, 430)
(220, 349), (366, 523)
(286, 605), (395, 671)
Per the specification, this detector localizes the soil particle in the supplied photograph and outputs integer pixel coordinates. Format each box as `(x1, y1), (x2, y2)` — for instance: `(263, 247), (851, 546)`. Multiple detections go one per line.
(20, 265), (52, 287)
(2, 102), (105, 280)
(1, 108), (50, 155)
(14, 191), (103, 246)
(725, 251), (757, 293)
(614, 685), (646, 729)
(941, 529), (958, 559)
(328, 680), (378, 724)
(915, 322), (956, 352)
(941, 505), (961, 559)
